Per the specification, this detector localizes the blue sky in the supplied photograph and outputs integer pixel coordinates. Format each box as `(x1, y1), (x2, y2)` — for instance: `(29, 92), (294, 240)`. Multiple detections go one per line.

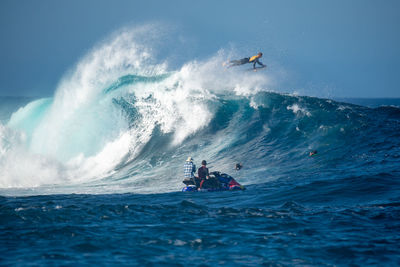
(1, 0), (399, 98)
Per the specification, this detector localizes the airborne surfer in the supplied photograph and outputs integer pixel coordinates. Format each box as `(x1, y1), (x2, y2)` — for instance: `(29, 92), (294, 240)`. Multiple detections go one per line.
(224, 52), (266, 70)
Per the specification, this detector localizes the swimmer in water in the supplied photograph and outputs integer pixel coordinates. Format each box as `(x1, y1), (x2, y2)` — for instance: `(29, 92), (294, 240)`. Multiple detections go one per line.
(235, 163), (243, 170)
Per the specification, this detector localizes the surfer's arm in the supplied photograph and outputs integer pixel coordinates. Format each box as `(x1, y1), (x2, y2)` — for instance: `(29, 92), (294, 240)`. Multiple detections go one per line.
(253, 59), (265, 68)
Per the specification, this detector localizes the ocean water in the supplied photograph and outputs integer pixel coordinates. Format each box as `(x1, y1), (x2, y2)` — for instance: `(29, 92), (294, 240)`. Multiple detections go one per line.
(1, 27), (400, 266)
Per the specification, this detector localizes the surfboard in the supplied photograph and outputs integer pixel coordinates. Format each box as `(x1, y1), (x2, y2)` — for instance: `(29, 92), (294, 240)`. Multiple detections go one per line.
(246, 65), (267, 72)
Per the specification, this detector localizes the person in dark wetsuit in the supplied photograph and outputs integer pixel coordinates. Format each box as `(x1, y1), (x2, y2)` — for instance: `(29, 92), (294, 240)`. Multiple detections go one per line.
(226, 52), (266, 69)
(235, 163), (243, 170)
(198, 160), (210, 189)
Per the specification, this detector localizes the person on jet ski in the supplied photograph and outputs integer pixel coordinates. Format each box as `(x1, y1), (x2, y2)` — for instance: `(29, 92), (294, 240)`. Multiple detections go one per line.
(198, 160), (210, 189)
(183, 157), (196, 184)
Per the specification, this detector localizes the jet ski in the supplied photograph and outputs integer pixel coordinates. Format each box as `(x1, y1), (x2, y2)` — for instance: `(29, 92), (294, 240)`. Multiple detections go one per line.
(182, 171), (245, 192)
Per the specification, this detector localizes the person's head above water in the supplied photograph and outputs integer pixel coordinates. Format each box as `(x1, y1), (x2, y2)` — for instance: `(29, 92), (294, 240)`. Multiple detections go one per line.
(309, 150), (318, 156)
(201, 160), (207, 166)
(257, 52), (263, 57)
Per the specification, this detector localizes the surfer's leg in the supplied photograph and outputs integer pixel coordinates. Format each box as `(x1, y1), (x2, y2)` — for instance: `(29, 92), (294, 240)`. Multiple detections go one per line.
(241, 58), (250, 64)
(229, 58), (249, 67)
(229, 60), (242, 66)
(199, 179), (205, 189)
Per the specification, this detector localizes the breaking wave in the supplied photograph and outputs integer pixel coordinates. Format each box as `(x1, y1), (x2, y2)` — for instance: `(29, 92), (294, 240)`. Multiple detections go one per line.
(1, 25), (399, 195)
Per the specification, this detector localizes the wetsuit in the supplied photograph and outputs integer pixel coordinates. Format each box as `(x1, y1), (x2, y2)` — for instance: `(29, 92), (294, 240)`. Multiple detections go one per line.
(198, 166), (209, 189)
(229, 57), (250, 66)
(228, 54), (264, 69)
(249, 55), (265, 69)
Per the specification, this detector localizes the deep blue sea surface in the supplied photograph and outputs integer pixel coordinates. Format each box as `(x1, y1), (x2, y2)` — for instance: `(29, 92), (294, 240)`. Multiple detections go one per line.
(1, 30), (400, 265)
(2, 183), (400, 266)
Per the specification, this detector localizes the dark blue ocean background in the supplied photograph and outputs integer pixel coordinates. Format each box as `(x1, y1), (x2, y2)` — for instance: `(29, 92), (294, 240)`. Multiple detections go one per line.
(1, 94), (400, 266)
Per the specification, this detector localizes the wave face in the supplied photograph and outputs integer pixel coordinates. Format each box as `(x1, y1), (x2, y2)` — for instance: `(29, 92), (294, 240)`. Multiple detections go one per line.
(1, 26), (399, 196)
